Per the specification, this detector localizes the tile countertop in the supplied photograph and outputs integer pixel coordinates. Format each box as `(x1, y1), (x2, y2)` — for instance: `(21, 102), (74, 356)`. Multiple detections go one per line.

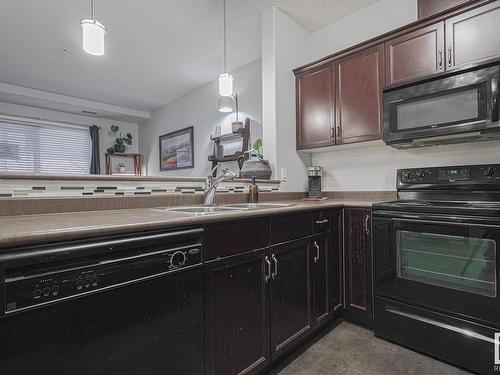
(0, 199), (386, 249)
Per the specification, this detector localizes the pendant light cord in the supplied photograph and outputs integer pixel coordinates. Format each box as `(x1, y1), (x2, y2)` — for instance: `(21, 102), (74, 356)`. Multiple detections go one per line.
(223, 0), (227, 73)
(91, 0), (96, 21)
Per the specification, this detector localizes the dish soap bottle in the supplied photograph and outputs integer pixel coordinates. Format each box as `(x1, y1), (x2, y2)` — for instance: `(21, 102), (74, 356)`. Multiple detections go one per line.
(249, 177), (259, 203)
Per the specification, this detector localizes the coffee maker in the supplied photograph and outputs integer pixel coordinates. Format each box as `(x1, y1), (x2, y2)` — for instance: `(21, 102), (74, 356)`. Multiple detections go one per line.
(307, 166), (323, 198)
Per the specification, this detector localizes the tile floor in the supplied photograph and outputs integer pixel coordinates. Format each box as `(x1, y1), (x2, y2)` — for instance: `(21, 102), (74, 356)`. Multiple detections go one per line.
(274, 321), (470, 375)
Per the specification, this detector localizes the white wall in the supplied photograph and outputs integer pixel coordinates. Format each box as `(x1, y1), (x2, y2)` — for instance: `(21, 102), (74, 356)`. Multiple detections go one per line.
(311, 0), (417, 60)
(312, 140), (500, 191)
(140, 59), (262, 177)
(262, 7), (313, 191)
(0, 102), (139, 173)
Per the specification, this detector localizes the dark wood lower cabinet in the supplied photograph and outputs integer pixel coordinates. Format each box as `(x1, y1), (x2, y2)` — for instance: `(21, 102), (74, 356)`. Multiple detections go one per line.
(205, 249), (270, 375)
(270, 238), (312, 360)
(344, 208), (373, 327)
(330, 209), (344, 315)
(312, 233), (330, 326)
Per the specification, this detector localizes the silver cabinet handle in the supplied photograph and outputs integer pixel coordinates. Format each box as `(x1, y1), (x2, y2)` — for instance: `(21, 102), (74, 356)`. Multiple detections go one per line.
(313, 241), (320, 263)
(271, 254), (278, 279)
(448, 47), (452, 67)
(330, 126), (335, 141)
(365, 214), (370, 235)
(316, 219), (329, 224)
(438, 49), (443, 69)
(336, 125), (341, 141)
(264, 256), (271, 283)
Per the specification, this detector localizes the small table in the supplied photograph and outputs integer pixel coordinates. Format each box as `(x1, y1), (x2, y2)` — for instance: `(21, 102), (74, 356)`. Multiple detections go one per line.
(105, 152), (142, 175)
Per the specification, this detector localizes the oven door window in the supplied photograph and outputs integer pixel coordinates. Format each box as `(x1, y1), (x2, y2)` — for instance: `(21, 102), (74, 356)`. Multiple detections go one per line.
(397, 230), (496, 297)
(390, 84), (487, 132)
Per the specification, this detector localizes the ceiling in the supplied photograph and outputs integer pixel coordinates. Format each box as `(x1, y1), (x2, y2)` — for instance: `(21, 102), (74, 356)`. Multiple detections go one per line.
(0, 1), (381, 116)
(0, 0), (262, 112)
(248, 0), (381, 32)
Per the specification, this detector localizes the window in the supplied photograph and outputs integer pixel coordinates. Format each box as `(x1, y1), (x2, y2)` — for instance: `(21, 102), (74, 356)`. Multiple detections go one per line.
(0, 118), (91, 174)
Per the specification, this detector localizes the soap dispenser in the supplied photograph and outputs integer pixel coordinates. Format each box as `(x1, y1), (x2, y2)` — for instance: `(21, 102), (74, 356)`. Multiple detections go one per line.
(249, 177), (259, 203)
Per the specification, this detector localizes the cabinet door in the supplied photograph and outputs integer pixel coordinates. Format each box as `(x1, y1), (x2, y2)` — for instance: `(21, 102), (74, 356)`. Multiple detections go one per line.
(344, 208), (373, 327)
(205, 250), (270, 375)
(445, 1), (500, 69)
(270, 238), (312, 360)
(330, 209), (343, 315)
(312, 233), (330, 326)
(296, 64), (335, 149)
(336, 45), (385, 144)
(385, 22), (445, 85)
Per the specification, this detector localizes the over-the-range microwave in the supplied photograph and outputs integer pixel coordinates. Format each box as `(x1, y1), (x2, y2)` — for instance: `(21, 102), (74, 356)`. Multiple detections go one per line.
(383, 64), (500, 148)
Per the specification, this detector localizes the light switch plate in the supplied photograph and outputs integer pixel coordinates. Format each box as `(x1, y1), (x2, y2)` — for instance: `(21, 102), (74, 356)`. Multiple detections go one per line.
(280, 168), (287, 182)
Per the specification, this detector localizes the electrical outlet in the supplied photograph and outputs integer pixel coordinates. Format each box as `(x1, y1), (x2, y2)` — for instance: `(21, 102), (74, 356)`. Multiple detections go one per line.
(281, 168), (287, 182)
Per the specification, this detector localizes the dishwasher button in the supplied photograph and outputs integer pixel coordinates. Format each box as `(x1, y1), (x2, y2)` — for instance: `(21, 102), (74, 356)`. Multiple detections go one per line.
(51, 285), (60, 296)
(84, 278), (91, 288)
(76, 279), (84, 290)
(42, 287), (51, 296)
(33, 289), (42, 298)
(170, 251), (187, 268)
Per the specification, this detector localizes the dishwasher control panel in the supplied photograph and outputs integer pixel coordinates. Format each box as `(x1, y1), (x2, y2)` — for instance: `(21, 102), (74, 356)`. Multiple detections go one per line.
(4, 245), (202, 313)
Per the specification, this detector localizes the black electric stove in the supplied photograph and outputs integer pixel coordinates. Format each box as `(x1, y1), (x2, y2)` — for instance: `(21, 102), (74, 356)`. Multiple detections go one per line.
(373, 163), (500, 375)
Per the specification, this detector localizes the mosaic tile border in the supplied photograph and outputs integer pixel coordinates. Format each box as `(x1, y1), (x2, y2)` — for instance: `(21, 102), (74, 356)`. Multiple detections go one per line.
(0, 178), (280, 198)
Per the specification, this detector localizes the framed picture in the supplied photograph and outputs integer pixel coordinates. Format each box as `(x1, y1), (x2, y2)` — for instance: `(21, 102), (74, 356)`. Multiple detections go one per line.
(159, 126), (194, 171)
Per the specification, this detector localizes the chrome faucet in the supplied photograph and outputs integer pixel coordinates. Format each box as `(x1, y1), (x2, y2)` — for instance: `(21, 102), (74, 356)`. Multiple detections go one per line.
(203, 164), (236, 206)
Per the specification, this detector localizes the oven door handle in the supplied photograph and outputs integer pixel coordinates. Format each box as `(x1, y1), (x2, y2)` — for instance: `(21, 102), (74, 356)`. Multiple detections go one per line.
(491, 75), (499, 122)
(374, 211), (500, 228)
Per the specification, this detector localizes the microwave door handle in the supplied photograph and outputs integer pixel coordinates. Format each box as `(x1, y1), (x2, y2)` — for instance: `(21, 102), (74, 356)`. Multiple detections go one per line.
(491, 76), (499, 122)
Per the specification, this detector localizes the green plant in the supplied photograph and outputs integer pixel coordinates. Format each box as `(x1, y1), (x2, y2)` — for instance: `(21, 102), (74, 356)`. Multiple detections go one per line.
(107, 125), (133, 154)
(251, 138), (263, 160)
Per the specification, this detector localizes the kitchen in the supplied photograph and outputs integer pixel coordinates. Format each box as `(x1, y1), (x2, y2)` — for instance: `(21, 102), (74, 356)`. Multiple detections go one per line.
(0, 0), (499, 374)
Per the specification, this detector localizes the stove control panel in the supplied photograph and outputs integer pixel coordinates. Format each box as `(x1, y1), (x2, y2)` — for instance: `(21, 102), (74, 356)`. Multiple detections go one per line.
(399, 164), (500, 186)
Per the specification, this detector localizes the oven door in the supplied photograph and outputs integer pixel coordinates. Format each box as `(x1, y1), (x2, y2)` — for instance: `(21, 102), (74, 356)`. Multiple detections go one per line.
(374, 213), (500, 327)
(383, 65), (499, 145)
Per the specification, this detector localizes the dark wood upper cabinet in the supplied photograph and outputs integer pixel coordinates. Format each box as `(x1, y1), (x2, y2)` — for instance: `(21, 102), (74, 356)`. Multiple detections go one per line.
(312, 233), (330, 326)
(385, 22), (445, 85)
(445, 1), (500, 69)
(270, 238), (312, 360)
(344, 208), (373, 328)
(418, 0), (470, 19)
(336, 45), (385, 144)
(296, 65), (335, 149)
(205, 250), (270, 375)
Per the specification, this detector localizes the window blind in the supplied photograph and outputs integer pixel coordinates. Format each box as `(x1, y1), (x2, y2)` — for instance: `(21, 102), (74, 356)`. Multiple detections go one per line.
(0, 119), (91, 174)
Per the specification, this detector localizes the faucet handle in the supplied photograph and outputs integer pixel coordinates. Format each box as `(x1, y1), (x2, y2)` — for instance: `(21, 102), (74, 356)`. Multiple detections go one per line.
(209, 163), (221, 177)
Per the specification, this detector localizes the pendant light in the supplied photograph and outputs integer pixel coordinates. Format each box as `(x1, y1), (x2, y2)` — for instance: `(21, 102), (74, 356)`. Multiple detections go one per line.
(81, 0), (106, 56)
(218, 0), (233, 96)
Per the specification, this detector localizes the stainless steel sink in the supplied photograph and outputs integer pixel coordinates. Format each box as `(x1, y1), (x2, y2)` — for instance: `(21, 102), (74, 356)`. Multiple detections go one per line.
(221, 203), (295, 209)
(154, 206), (245, 215)
(153, 203), (295, 215)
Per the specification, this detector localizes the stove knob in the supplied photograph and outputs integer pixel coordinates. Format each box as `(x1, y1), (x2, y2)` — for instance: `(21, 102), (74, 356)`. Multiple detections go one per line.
(482, 167), (496, 177)
(170, 251), (187, 268)
(404, 172), (415, 181)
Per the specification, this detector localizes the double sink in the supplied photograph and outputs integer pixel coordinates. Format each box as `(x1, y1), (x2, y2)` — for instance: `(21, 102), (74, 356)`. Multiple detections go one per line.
(155, 203), (295, 215)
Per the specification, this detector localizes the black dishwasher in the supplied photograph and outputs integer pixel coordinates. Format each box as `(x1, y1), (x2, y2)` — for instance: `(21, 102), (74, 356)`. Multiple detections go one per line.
(0, 228), (204, 375)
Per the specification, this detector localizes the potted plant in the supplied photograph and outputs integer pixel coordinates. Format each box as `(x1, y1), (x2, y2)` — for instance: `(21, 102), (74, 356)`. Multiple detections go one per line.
(106, 125), (133, 154)
(117, 162), (126, 174)
(240, 138), (272, 179)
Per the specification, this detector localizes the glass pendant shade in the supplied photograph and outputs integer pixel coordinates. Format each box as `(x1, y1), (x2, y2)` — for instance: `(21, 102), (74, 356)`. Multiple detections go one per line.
(218, 95), (234, 112)
(218, 73), (233, 96)
(81, 19), (105, 56)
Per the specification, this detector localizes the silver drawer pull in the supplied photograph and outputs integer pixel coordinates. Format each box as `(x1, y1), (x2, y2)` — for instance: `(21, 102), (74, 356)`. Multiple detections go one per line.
(264, 256), (271, 283)
(316, 219), (329, 224)
(313, 241), (320, 263)
(271, 254), (278, 279)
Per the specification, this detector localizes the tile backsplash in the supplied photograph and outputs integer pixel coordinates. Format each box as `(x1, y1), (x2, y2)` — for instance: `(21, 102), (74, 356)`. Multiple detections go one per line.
(0, 176), (280, 198)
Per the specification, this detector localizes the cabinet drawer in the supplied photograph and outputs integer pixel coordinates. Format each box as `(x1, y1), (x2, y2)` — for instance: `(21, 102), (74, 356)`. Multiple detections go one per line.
(270, 212), (312, 244)
(204, 217), (270, 260)
(313, 211), (330, 234)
